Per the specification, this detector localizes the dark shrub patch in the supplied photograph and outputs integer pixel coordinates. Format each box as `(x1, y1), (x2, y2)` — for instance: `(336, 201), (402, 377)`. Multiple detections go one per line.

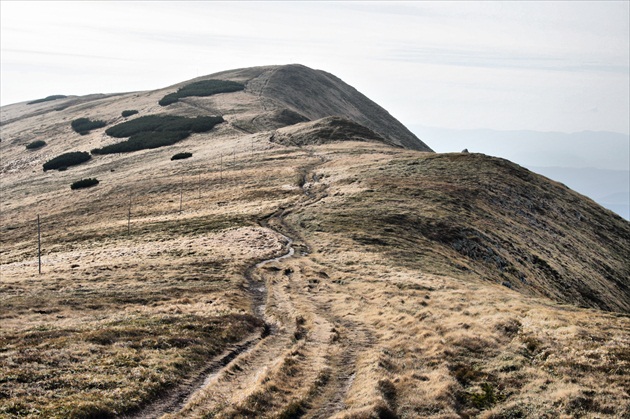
(27, 95), (67, 105)
(71, 118), (106, 135)
(71, 178), (99, 190)
(104, 115), (223, 138)
(121, 110), (139, 117)
(158, 79), (244, 106)
(92, 131), (188, 154)
(158, 94), (179, 107)
(466, 383), (505, 410)
(92, 115), (223, 154)
(43, 152), (91, 171)
(26, 140), (47, 150)
(171, 152), (193, 161)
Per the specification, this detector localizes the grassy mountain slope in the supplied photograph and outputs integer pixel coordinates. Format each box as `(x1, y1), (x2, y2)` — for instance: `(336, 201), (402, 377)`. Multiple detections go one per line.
(249, 64), (433, 152)
(0, 66), (628, 418)
(296, 151), (629, 312)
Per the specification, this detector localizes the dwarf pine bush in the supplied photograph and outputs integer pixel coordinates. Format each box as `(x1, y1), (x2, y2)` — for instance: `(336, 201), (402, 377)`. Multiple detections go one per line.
(43, 151), (91, 171)
(171, 152), (193, 160)
(159, 80), (244, 106)
(121, 110), (139, 117)
(26, 140), (47, 150)
(91, 115), (224, 154)
(71, 118), (106, 135)
(71, 178), (99, 190)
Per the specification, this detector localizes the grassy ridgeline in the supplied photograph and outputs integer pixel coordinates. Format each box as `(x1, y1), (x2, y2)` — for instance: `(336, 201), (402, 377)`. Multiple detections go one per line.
(27, 95), (67, 105)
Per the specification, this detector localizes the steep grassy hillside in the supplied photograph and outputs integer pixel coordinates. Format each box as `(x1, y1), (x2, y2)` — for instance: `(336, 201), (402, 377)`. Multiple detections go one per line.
(247, 64), (433, 152)
(293, 151), (630, 312)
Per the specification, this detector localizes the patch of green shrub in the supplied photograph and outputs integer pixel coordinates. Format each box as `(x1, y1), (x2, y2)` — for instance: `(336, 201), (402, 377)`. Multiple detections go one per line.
(159, 79), (244, 106)
(71, 178), (99, 190)
(171, 152), (193, 161)
(27, 95), (67, 105)
(92, 131), (188, 154)
(121, 110), (139, 117)
(466, 383), (505, 410)
(71, 118), (106, 135)
(26, 140), (47, 150)
(92, 115), (223, 154)
(43, 151), (91, 171)
(104, 115), (223, 138)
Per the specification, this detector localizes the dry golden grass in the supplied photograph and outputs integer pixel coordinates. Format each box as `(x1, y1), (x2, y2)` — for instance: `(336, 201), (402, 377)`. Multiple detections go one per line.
(1, 119), (317, 416)
(2, 78), (629, 418)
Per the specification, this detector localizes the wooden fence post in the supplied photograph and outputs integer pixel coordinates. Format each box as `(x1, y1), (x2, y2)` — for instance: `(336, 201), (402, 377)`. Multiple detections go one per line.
(37, 215), (41, 274)
(179, 175), (184, 214)
(127, 195), (132, 235)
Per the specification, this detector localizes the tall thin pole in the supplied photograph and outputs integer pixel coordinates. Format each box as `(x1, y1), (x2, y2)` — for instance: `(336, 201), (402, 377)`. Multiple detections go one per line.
(127, 195), (132, 235)
(37, 215), (41, 274)
(179, 175), (184, 214)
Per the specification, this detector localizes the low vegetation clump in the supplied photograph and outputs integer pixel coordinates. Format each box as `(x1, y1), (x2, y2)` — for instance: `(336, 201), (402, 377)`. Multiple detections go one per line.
(91, 115), (223, 154)
(171, 152), (193, 160)
(121, 110), (139, 117)
(25, 140), (47, 150)
(71, 118), (106, 135)
(70, 178), (99, 190)
(104, 115), (223, 138)
(27, 95), (67, 105)
(159, 79), (244, 106)
(43, 151), (91, 171)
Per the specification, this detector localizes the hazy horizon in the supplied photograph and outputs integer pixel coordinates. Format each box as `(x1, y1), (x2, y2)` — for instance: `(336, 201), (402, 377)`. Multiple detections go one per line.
(411, 125), (630, 219)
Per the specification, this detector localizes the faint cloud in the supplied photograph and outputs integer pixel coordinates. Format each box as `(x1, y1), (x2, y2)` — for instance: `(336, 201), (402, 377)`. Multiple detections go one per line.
(383, 45), (629, 74)
(3, 48), (133, 62)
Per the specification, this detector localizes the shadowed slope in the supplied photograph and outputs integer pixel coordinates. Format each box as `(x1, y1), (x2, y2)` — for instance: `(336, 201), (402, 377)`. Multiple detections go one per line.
(271, 116), (389, 148)
(249, 64), (433, 152)
(293, 151), (630, 313)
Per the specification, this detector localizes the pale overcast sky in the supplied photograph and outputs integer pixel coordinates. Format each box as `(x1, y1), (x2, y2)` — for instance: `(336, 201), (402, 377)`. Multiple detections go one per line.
(1, 1), (629, 135)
